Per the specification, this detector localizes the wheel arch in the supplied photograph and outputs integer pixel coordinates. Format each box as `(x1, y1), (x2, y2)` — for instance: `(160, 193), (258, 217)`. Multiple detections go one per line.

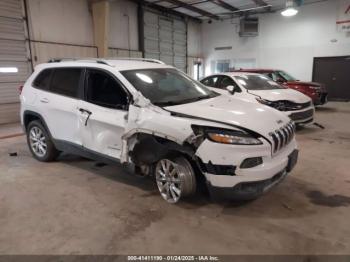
(23, 111), (52, 137)
(128, 132), (196, 166)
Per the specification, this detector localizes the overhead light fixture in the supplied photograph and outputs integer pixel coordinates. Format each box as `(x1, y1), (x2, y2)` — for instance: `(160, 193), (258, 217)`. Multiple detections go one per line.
(0, 67), (18, 73)
(281, 0), (298, 17)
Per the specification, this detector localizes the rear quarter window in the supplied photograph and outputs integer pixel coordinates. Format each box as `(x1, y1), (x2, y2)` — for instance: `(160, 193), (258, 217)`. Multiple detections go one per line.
(50, 68), (82, 98)
(32, 69), (53, 91)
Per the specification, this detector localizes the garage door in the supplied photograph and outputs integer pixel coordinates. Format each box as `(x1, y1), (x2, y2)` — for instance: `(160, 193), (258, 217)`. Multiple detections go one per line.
(143, 10), (187, 72)
(0, 0), (31, 124)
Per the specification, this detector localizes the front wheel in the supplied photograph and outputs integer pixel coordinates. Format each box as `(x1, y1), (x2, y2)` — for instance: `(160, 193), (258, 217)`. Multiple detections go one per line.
(155, 156), (197, 204)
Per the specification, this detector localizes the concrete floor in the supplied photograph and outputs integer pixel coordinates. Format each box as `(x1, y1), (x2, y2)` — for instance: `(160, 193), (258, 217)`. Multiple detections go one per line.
(0, 102), (350, 255)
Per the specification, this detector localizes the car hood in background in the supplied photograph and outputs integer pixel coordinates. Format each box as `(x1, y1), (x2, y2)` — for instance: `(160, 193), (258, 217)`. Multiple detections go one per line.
(287, 81), (327, 92)
(165, 95), (290, 138)
(248, 88), (311, 104)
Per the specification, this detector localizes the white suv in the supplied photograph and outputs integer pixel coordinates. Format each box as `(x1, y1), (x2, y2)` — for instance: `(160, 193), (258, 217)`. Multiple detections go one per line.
(20, 58), (298, 203)
(201, 72), (315, 125)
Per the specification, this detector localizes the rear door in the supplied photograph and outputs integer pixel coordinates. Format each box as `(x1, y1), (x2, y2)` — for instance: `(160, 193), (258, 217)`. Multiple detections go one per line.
(78, 68), (129, 160)
(35, 67), (83, 145)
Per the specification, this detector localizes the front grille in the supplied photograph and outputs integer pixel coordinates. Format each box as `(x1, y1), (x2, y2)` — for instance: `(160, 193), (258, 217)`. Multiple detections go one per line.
(289, 109), (314, 121)
(269, 121), (295, 153)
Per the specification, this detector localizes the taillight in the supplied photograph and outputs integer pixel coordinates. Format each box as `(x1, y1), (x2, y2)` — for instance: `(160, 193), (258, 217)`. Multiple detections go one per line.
(19, 85), (23, 94)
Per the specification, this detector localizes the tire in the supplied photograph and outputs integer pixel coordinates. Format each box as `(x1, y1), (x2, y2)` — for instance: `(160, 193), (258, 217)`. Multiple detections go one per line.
(154, 156), (197, 204)
(26, 120), (60, 162)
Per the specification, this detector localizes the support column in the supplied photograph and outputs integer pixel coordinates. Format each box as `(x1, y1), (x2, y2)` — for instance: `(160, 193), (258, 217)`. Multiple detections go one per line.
(91, 0), (109, 58)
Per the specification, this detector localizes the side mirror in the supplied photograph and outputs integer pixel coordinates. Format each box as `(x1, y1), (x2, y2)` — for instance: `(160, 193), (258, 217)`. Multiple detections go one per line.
(226, 85), (235, 94)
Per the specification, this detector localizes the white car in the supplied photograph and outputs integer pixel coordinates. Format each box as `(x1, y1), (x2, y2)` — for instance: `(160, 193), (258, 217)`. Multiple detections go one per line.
(20, 58), (298, 203)
(201, 72), (315, 125)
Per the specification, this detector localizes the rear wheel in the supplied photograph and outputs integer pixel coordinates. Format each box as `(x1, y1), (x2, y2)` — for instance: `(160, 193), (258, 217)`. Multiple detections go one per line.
(155, 156), (196, 204)
(27, 120), (60, 162)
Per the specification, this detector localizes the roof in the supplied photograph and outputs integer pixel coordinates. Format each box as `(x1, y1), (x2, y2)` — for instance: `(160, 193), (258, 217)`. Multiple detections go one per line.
(222, 71), (262, 77)
(36, 58), (174, 71)
(233, 69), (277, 73)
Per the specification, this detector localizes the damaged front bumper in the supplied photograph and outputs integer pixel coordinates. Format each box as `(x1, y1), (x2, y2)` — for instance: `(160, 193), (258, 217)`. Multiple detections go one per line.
(286, 106), (315, 125)
(196, 138), (298, 200)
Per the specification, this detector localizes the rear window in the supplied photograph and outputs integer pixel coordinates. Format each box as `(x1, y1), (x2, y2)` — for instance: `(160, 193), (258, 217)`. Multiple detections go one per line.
(50, 68), (82, 98)
(32, 69), (53, 90)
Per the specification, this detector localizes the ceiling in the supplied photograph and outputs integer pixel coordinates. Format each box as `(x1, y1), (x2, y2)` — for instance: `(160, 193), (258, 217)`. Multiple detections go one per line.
(142, 0), (326, 20)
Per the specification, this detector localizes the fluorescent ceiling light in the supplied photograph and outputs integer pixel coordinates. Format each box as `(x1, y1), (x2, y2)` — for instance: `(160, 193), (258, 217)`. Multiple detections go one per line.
(0, 67), (18, 73)
(281, 7), (298, 16)
(281, 0), (298, 17)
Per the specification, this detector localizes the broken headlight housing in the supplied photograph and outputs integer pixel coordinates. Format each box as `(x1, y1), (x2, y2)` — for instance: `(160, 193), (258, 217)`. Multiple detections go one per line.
(256, 98), (305, 111)
(192, 126), (262, 145)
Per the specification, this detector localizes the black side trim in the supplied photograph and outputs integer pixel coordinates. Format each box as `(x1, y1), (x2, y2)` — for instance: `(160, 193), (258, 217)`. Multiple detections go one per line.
(53, 139), (121, 165)
(207, 169), (288, 201)
(201, 161), (236, 176)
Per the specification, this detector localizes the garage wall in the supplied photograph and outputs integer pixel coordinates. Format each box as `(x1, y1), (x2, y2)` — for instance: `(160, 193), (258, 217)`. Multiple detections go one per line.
(109, 0), (138, 51)
(201, 0), (350, 81)
(143, 9), (187, 72)
(187, 20), (203, 79)
(0, 0), (31, 124)
(27, 0), (94, 45)
(187, 20), (201, 58)
(26, 0), (97, 65)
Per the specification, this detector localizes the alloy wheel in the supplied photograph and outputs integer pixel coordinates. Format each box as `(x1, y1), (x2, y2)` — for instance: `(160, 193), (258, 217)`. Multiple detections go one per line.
(29, 126), (47, 157)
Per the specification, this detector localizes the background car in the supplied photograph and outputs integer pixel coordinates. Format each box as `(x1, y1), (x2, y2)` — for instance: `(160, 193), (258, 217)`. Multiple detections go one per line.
(201, 72), (315, 125)
(234, 69), (328, 106)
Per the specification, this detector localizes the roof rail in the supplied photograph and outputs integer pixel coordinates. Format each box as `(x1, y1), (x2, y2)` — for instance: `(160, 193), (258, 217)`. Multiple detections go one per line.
(47, 58), (114, 66)
(106, 57), (166, 64)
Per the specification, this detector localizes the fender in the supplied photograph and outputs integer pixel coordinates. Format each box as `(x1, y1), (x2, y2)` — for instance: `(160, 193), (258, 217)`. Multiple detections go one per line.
(126, 133), (195, 166)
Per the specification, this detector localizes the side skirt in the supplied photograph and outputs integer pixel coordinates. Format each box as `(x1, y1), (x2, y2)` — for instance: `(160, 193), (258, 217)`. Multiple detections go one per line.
(53, 139), (122, 166)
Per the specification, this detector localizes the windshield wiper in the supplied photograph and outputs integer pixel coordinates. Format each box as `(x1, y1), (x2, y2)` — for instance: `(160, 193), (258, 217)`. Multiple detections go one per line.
(175, 95), (213, 105)
(153, 101), (179, 106)
(154, 95), (214, 107)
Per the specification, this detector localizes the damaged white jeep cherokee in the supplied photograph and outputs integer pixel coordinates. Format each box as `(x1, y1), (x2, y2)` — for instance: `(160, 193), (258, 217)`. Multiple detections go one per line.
(20, 58), (299, 203)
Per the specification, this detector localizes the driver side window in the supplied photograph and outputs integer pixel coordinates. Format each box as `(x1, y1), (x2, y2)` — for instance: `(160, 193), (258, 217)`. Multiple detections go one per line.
(217, 76), (241, 92)
(85, 69), (128, 109)
(201, 76), (219, 87)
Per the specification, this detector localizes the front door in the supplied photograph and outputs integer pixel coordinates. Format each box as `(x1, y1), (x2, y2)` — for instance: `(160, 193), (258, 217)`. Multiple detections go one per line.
(78, 68), (130, 160)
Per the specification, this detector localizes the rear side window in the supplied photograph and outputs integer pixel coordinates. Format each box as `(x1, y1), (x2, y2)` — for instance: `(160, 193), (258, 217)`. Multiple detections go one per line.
(201, 76), (219, 87)
(32, 69), (53, 90)
(50, 68), (82, 98)
(217, 76), (241, 92)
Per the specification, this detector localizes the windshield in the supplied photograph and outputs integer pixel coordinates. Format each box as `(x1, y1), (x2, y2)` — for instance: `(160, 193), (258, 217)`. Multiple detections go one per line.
(277, 70), (297, 81)
(121, 68), (218, 106)
(234, 74), (286, 90)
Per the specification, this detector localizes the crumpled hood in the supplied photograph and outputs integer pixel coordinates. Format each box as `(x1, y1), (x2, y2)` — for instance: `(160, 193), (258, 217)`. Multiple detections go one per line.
(165, 95), (290, 138)
(247, 88), (311, 103)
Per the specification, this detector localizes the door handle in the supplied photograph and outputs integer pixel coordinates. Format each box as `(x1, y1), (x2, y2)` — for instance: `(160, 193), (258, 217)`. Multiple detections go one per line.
(78, 108), (92, 126)
(40, 98), (49, 103)
(78, 108), (92, 114)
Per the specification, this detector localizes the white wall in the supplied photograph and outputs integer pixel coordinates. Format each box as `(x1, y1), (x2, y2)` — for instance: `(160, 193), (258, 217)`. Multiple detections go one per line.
(201, 0), (350, 81)
(27, 0), (94, 45)
(109, 0), (139, 50)
(188, 20), (202, 57)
